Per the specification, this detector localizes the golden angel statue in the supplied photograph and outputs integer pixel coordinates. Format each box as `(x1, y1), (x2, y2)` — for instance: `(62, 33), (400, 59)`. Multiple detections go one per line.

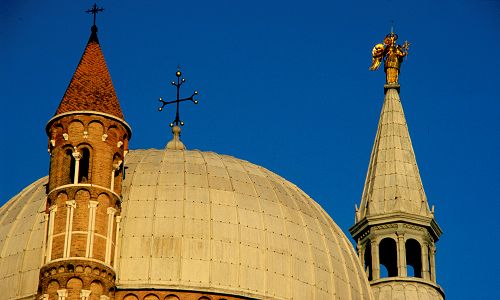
(369, 32), (410, 84)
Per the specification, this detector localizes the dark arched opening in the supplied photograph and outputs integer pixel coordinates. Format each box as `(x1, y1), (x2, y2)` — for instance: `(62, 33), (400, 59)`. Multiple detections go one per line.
(78, 148), (90, 183)
(379, 237), (398, 278)
(406, 239), (422, 277)
(364, 241), (373, 280)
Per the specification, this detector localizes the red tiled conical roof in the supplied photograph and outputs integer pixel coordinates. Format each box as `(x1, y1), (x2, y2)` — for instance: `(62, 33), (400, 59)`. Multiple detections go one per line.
(55, 27), (124, 119)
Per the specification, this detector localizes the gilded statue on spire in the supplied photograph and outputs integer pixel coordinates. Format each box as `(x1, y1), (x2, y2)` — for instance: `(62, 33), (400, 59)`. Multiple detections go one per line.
(369, 32), (410, 84)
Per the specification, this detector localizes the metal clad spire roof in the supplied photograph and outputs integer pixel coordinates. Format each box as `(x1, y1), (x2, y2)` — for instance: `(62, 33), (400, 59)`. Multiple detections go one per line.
(359, 88), (431, 219)
(54, 26), (124, 119)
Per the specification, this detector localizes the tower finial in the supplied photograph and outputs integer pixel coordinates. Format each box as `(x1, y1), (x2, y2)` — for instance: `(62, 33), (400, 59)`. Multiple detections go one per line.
(85, 3), (104, 29)
(158, 68), (199, 127)
(368, 31), (410, 86)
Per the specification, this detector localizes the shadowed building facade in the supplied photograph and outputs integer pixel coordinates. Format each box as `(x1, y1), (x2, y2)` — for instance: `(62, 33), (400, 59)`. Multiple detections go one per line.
(0, 22), (444, 300)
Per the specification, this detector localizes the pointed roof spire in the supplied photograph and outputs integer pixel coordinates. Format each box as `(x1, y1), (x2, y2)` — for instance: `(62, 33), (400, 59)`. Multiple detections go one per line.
(358, 88), (432, 220)
(54, 5), (124, 120)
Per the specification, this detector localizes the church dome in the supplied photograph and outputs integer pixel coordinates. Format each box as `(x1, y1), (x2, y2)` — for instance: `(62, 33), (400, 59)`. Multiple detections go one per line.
(0, 148), (372, 300)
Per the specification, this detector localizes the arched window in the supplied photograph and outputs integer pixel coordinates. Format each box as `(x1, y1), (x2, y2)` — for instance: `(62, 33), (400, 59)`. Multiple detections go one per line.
(364, 241), (373, 280)
(406, 239), (422, 278)
(379, 238), (398, 278)
(78, 148), (90, 183)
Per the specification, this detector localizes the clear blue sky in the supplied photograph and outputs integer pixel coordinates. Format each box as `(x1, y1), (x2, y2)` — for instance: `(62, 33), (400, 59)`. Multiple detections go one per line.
(1, 0), (499, 298)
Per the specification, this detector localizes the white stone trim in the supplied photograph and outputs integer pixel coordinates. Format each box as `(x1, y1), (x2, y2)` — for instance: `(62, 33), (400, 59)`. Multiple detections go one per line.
(105, 207), (117, 264)
(113, 215), (121, 269)
(110, 160), (122, 191)
(110, 170), (116, 192)
(86, 201), (99, 258)
(72, 149), (82, 184)
(41, 212), (49, 266)
(64, 200), (76, 257)
(46, 205), (58, 262)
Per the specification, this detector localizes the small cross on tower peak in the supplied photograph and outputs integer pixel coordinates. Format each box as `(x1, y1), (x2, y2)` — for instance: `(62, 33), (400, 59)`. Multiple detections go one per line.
(86, 3), (104, 33)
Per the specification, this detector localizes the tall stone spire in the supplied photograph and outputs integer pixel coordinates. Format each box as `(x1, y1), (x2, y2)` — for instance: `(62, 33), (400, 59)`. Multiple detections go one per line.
(350, 32), (444, 300)
(357, 87), (432, 220)
(39, 8), (130, 299)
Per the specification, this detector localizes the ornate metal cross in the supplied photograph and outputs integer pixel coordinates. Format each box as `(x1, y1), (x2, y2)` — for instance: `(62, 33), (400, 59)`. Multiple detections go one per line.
(158, 69), (199, 127)
(85, 3), (104, 26)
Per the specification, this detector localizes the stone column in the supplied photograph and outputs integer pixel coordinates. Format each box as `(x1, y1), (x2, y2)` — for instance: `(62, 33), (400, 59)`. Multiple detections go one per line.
(46, 205), (58, 262)
(430, 244), (437, 282)
(113, 216), (121, 269)
(397, 232), (407, 277)
(105, 207), (117, 264)
(72, 150), (82, 184)
(56, 289), (68, 300)
(80, 290), (91, 300)
(357, 242), (364, 263)
(64, 200), (76, 258)
(41, 213), (49, 266)
(371, 239), (380, 280)
(421, 241), (430, 280)
(86, 201), (99, 258)
(110, 160), (122, 191)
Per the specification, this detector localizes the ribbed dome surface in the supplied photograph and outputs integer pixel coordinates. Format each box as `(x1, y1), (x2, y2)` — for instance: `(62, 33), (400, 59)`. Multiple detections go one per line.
(117, 149), (371, 299)
(0, 148), (372, 300)
(0, 178), (47, 300)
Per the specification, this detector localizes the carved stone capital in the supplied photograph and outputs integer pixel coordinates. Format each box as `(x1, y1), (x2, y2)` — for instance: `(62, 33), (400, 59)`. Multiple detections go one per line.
(65, 200), (76, 208)
(113, 160), (123, 171)
(72, 150), (82, 160)
(56, 289), (68, 300)
(80, 290), (91, 300)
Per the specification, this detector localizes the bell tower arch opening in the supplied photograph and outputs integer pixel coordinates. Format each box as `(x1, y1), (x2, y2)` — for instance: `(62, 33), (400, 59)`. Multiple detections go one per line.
(379, 238), (398, 278)
(78, 147), (91, 183)
(406, 239), (422, 278)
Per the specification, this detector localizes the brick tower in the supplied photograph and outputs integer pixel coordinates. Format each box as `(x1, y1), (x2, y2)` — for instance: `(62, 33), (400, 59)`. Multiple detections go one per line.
(38, 22), (131, 299)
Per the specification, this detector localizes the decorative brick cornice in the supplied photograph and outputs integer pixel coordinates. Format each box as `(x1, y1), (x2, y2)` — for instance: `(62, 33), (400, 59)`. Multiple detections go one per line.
(38, 260), (115, 297)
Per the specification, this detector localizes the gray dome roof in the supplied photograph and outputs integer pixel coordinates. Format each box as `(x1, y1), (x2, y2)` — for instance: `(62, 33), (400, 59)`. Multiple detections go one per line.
(0, 148), (372, 300)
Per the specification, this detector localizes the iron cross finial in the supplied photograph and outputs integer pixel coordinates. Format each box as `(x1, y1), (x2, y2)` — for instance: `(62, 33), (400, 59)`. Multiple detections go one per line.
(85, 3), (104, 27)
(158, 69), (199, 127)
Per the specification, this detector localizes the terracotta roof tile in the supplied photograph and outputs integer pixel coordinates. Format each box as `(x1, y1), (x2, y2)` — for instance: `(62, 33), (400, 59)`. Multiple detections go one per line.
(55, 29), (124, 119)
